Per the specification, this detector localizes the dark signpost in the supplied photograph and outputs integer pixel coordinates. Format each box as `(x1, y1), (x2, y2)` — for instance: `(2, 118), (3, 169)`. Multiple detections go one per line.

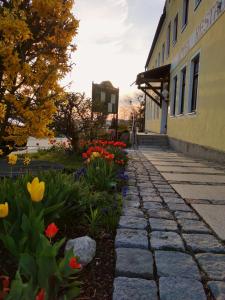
(92, 81), (119, 138)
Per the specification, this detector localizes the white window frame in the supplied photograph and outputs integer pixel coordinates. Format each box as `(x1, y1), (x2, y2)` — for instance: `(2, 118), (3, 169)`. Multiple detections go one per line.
(178, 65), (187, 115)
(188, 51), (201, 113)
(170, 75), (178, 116)
(167, 22), (171, 57)
(162, 43), (165, 64)
(173, 14), (178, 45)
(182, 0), (189, 31)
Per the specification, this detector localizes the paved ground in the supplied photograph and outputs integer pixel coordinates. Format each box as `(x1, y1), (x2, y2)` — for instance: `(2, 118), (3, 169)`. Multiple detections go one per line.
(113, 148), (225, 300)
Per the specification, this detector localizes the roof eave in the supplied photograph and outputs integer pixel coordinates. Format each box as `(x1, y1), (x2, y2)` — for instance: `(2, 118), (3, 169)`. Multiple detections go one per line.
(145, 4), (166, 69)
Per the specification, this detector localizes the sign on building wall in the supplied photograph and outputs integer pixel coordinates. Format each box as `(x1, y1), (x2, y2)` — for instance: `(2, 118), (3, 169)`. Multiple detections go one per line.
(172, 0), (225, 69)
(92, 81), (119, 114)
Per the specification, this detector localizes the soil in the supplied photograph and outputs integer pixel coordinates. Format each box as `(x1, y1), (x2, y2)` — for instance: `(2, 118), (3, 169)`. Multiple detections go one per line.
(76, 231), (115, 300)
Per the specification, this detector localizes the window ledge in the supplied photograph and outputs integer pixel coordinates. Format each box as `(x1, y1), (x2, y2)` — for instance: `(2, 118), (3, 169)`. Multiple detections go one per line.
(187, 111), (197, 116)
(181, 24), (187, 33)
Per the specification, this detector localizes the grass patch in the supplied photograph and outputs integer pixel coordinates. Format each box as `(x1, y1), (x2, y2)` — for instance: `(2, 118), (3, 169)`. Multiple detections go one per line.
(29, 149), (83, 170)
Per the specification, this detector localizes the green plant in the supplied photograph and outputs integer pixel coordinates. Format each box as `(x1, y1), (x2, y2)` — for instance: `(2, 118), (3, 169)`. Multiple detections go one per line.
(85, 158), (116, 191)
(5, 236), (81, 300)
(100, 194), (122, 232)
(85, 206), (101, 236)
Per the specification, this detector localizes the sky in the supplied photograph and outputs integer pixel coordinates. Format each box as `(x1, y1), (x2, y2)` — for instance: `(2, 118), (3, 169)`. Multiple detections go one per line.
(63, 0), (165, 116)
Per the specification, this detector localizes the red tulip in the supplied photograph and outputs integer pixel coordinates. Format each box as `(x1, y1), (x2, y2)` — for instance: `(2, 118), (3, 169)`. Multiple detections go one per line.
(69, 257), (82, 269)
(82, 152), (88, 159)
(36, 289), (45, 300)
(45, 223), (59, 239)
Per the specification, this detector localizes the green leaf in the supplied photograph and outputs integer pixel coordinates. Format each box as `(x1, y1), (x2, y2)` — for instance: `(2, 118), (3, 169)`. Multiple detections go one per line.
(19, 253), (37, 282)
(64, 286), (80, 300)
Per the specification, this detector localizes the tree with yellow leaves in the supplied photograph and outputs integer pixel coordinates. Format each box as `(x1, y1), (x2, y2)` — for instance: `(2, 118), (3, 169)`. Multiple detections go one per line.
(0, 0), (79, 146)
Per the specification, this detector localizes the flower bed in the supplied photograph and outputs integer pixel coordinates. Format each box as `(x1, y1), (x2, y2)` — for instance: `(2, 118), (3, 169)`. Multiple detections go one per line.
(0, 140), (128, 299)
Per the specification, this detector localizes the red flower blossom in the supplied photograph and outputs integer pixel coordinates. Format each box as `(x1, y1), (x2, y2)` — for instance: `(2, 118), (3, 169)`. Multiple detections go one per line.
(36, 289), (45, 300)
(69, 257), (82, 269)
(82, 152), (88, 159)
(45, 223), (59, 239)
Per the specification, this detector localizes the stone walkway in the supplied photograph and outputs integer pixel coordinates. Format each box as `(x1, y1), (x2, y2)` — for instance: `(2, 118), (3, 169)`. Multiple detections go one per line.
(113, 148), (225, 300)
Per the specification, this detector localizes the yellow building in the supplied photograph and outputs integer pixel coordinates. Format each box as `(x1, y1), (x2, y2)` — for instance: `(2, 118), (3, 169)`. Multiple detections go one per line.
(136, 0), (225, 161)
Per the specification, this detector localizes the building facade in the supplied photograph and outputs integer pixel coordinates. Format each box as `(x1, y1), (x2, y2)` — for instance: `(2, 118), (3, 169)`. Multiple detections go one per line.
(138, 0), (225, 160)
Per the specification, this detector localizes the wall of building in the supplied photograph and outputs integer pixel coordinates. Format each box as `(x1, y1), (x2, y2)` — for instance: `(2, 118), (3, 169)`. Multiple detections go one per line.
(145, 0), (225, 153)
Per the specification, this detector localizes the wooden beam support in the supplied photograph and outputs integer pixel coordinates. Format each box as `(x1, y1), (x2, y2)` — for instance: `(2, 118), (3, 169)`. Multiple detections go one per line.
(138, 87), (161, 108)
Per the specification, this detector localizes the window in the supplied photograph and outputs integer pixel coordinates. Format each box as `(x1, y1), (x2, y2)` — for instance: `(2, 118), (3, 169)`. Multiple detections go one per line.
(182, 0), (189, 28)
(190, 54), (200, 112)
(158, 52), (161, 67)
(173, 14), (178, 44)
(171, 75), (177, 116)
(162, 43), (165, 64)
(195, 0), (202, 9)
(179, 67), (186, 114)
(167, 22), (171, 57)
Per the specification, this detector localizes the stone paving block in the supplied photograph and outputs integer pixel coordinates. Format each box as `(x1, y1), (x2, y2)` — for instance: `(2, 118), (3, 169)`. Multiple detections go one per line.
(178, 219), (211, 234)
(151, 231), (185, 251)
(122, 208), (144, 218)
(147, 209), (174, 220)
(166, 203), (193, 212)
(123, 200), (140, 209)
(137, 182), (154, 188)
(183, 234), (225, 253)
(157, 184), (174, 192)
(149, 218), (178, 232)
(196, 253), (225, 280)
(175, 211), (200, 220)
(125, 194), (140, 202)
(159, 277), (206, 300)
(142, 196), (162, 203)
(127, 187), (139, 192)
(119, 216), (147, 230)
(207, 281), (225, 300)
(192, 204), (225, 241)
(126, 191), (139, 196)
(159, 192), (179, 197)
(163, 197), (185, 204)
(115, 229), (149, 249)
(143, 202), (163, 210)
(140, 190), (156, 196)
(155, 251), (201, 280)
(115, 248), (153, 279)
(113, 277), (158, 300)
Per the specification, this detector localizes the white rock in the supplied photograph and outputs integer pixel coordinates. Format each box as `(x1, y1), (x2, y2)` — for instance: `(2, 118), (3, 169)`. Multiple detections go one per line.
(65, 236), (96, 266)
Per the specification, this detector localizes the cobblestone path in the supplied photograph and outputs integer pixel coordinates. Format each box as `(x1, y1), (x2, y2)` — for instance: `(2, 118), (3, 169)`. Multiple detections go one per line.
(113, 150), (225, 300)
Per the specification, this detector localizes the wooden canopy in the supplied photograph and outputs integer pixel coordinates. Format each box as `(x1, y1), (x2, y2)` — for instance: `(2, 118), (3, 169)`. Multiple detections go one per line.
(136, 64), (171, 107)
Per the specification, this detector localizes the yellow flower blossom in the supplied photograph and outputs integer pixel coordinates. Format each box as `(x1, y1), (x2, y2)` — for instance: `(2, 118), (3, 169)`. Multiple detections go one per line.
(0, 149), (3, 156)
(27, 177), (45, 202)
(0, 202), (9, 218)
(23, 155), (31, 166)
(91, 152), (101, 160)
(7, 153), (17, 165)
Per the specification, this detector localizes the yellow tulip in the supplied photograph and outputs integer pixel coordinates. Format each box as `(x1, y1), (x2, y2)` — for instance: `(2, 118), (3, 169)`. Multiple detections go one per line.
(7, 153), (17, 165)
(91, 152), (101, 160)
(27, 177), (45, 202)
(0, 202), (9, 218)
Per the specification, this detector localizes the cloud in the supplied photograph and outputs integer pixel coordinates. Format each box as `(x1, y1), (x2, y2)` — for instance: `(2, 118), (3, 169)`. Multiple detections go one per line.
(63, 0), (165, 104)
